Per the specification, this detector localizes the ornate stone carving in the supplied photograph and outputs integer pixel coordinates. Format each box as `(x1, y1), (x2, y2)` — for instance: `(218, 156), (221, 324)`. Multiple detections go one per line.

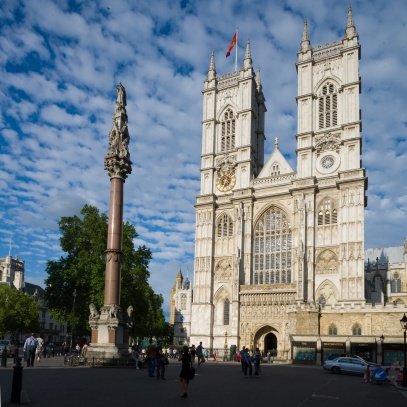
(316, 249), (339, 274)
(104, 83), (132, 180)
(215, 258), (232, 281)
(315, 133), (341, 154)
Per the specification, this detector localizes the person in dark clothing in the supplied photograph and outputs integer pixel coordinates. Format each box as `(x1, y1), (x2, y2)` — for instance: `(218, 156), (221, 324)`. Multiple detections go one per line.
(179, 345), (192, 398)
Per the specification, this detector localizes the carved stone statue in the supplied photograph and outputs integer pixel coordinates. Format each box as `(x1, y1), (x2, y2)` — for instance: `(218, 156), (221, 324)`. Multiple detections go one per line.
(126, 305), (134, 318)
(116, 83), (127, 106)
(89, 303), (100, 319)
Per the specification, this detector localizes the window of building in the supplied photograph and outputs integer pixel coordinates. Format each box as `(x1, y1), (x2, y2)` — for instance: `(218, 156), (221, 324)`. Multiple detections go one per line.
(223, 298), (230, 325)
(217, 214), (233, 237)
(318, 82), (338, 129)
(220, 109), (236, 151)
(271, 163), (280, 176)
(318, 197), (338, 226)
(352, 324), (362, 336)
(180, 294), (187, 310)
(391, 273), (402, 293)
(42, 310), (46, 319)
(253, 207), (292, 285)
(328, 324), (338, 335)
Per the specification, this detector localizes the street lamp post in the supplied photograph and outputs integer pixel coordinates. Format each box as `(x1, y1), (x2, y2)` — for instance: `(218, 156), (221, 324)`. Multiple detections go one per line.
(317, 295), (326, 336)
(400, 313), (407, 387)
(70, 289), (77, 356)
(379, 334), (384, 365)
(224, 332), (228, 361)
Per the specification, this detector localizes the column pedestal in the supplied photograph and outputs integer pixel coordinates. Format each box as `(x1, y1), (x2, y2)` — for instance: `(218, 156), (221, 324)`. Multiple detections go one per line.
(87, 305), (132, 359)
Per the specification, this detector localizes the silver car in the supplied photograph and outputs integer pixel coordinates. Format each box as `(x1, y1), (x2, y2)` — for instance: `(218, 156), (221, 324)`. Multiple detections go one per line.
(323, 357), (379, 376)
(0, 340), (17, 358)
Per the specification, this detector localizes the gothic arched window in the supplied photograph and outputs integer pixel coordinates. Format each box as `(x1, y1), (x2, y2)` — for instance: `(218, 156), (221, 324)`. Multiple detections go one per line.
(328, 324), (338, 335)
(180, 294), (187, 310)
(391, 273), (402, 293)
(352, 323), (362, 336)
(318, 82), (338, 129)
(253, 206), (292, 285)
(223, 298), (230, 325)
(217, 214), (233, 238)
(318, 197), (338, 226)
(220, 108), (236, 151)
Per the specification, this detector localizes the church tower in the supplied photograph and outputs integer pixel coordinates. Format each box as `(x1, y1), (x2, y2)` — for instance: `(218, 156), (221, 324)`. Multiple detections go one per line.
(294, 5), (367, 305)
(190, 41), (266, 349)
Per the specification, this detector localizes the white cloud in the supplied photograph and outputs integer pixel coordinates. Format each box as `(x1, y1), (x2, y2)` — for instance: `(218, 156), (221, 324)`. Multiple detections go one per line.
(0, 0), (406, 319)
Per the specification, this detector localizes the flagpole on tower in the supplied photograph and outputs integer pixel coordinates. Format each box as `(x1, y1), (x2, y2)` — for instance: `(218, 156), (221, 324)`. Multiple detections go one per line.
(235, 27), (238, 72)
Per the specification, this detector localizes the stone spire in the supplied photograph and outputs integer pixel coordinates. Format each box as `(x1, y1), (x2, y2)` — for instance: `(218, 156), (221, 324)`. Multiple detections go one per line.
(300, 19), (311, 52)
(206, 50), (216, 82)
(256, 66), (262, 92)
(243, 39), (252, 71)
(344, 4), (358, 40)
(104, 83), (132, 180)
(176, 264), (183, 288)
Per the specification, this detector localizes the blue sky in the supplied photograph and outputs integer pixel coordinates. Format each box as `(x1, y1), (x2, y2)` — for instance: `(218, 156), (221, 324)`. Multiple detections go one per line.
(1, 0), (406, 318)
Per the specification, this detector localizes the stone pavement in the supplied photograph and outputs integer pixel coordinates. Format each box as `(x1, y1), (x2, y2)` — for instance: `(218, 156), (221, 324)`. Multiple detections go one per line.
(0, 357), (406, 406)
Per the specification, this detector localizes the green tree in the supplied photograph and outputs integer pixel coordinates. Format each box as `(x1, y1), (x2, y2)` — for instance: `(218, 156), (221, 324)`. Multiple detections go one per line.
(44, 204), (166, 338)
(0, 284), (40, 337)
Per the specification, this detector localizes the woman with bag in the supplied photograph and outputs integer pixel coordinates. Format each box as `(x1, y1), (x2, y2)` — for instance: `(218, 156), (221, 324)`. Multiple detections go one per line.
(179, 345), (192, 398)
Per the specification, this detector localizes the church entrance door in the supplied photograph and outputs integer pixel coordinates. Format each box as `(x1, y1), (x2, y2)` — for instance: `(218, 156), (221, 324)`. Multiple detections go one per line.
(265, 332), (277, 355)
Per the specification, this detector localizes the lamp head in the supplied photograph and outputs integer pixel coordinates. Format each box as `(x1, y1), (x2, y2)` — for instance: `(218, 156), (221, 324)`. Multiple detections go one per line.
(400, 313), (407, 330)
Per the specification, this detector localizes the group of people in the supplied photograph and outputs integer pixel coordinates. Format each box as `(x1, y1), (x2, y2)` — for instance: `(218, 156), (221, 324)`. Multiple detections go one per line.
(239, 347), (262, 377)
(23, 332), (45, 367)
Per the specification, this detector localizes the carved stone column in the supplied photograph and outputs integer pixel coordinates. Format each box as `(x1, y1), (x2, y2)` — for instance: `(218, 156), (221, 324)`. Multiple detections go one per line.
(87, 84), (133, 359)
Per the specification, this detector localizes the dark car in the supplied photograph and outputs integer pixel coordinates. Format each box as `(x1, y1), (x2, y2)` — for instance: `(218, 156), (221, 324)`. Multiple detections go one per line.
(323, 357), (379, 376)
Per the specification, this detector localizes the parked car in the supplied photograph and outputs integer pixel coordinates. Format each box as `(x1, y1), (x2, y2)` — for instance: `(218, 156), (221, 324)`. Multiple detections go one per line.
(323, 357), (379, 376)
(0, 340), (17, 358)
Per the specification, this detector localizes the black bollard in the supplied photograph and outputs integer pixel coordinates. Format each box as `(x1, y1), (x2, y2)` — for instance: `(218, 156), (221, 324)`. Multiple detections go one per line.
(14, 346), (19, 365)
(1, 348), (7, 367)
(11, 357), (23, 403)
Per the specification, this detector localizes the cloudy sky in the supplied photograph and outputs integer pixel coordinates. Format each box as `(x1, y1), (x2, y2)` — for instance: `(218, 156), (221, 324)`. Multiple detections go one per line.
(1, 0), (406, 318)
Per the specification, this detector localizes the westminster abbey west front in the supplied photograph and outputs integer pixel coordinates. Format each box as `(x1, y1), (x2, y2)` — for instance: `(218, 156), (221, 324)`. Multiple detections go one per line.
(174, 7), (407, 364)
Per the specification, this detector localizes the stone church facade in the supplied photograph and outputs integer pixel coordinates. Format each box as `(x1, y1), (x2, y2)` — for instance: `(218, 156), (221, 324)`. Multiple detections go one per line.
(172, 7), (407, 364)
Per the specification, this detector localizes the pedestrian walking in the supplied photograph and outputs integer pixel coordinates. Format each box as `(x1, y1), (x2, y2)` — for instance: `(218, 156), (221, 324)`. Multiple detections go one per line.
(196, 341), (204, 367)
(131, 345), (140, 369)
(81, 343), (88, 357)
(190, 345), (196, 362)
(23, 333), (39, 367)
(253, 348), (261, 377)
(156, 341), (166, 380)
(243, 348), (253, 377)
(179, 345), (192, 398)
(147, 339), (157, 377)
(239, 346), (245, 372)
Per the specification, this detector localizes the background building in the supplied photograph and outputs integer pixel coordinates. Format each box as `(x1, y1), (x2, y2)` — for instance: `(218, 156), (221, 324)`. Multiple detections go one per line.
(0, 254), (67, 344)
(170, 266), (192, 346)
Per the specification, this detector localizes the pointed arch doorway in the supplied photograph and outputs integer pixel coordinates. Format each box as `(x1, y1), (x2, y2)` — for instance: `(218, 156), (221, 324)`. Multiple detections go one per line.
(265, 332), (277, 355)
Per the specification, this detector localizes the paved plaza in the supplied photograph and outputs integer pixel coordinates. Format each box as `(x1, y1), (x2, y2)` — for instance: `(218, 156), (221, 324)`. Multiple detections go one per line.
(0, 357), (406, 406)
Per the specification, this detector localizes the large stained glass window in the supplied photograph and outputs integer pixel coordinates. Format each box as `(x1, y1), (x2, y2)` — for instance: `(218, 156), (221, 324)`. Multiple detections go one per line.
(253, 207), (292, 285)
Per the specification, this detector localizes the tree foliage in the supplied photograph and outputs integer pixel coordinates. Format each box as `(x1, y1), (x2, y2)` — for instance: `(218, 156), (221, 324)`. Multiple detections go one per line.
(44, 204), (166, 338)
(0, 284), (40, 337)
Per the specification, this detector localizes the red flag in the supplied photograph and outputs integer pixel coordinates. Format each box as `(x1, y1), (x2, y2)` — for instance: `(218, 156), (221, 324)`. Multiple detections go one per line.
(226, 32), (237, 58)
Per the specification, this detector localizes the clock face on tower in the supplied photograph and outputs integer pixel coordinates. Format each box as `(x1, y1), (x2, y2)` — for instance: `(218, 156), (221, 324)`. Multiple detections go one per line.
(216, 170), (236, 192)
